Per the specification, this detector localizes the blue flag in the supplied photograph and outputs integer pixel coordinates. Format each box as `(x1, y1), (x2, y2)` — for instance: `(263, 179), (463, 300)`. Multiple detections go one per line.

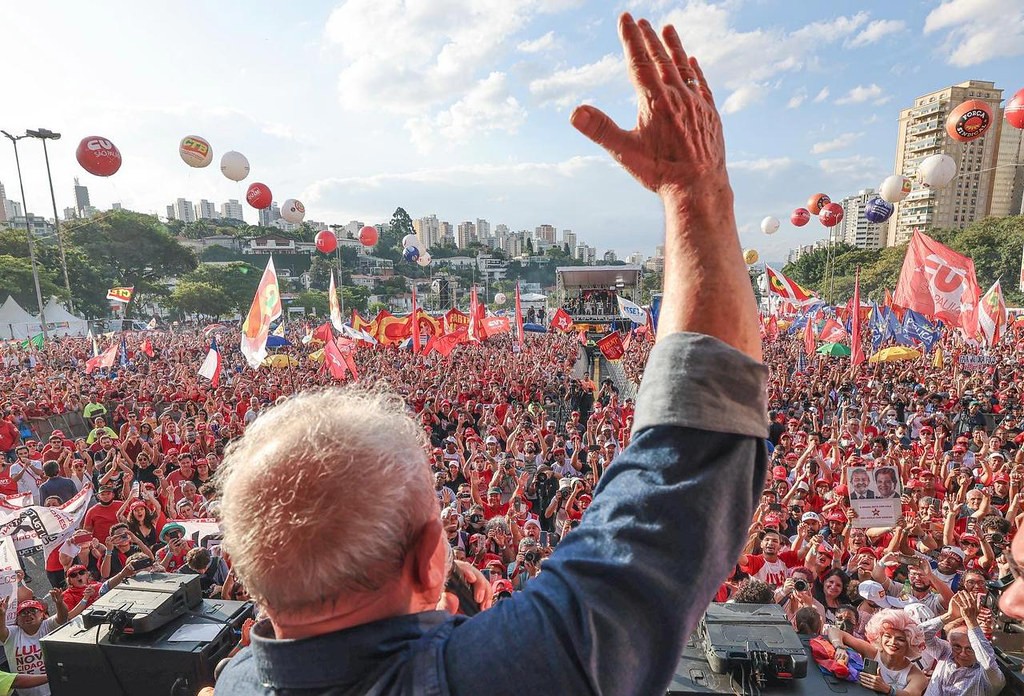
(869, 302), (888, 350)
(119, 335), (129, 367)
(882, 306), (912, 346)
(902, 309), (939, 352)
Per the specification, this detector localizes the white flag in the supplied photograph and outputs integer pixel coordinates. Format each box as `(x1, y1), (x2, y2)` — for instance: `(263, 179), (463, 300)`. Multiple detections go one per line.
(616, 295), (648, 326)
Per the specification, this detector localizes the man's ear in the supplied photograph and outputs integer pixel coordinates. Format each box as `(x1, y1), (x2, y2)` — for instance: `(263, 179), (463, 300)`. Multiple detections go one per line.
(411, 518), (446, 591)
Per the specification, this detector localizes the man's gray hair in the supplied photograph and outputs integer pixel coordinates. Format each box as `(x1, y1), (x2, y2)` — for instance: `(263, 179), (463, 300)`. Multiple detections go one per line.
(218, 388), (436, 614)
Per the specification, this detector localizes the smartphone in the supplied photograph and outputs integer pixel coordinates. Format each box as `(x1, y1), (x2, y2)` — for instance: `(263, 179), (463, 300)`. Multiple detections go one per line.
(862, 659), (879, 676)
(130, 557), (154, 571)
(480, 569), (491, 581)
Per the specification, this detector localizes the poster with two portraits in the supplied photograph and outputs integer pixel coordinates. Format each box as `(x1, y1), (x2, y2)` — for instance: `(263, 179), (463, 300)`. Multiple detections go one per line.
(848, 465), (902, 528)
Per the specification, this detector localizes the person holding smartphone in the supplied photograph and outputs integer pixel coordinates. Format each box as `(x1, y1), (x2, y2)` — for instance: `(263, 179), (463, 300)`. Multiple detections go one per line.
(828, 608), (928, 695)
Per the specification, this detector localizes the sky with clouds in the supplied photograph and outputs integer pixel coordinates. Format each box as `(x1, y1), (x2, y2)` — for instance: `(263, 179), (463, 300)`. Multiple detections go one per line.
(1, 0), (1022, 263)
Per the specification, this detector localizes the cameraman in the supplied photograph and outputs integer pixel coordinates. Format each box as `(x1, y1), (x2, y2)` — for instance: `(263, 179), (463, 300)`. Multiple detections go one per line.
(775, 567), (825, 626)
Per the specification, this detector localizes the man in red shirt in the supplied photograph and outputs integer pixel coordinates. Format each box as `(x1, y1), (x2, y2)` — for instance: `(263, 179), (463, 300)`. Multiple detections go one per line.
(0, 418), (20, 462)
(84, 484), (122, 543)
(740, 529), (802, 588)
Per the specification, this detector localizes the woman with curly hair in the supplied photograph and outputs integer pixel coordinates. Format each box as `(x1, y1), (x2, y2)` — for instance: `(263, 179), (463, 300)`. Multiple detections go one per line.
(827, 608), (929, 695)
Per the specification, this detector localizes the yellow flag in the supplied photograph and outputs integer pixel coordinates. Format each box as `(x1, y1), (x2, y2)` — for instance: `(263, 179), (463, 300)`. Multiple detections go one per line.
(932, 346), (944, 369)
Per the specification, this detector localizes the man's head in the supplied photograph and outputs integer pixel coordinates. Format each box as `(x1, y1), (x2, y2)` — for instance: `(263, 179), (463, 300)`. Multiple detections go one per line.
(874, 468), (897, 498)
(219, 389), (440, 636)
(850, 468), (870, 494)
(185, 547), (212, 573)
(15, 600), (47, 633)
(66, 564), (91, 588)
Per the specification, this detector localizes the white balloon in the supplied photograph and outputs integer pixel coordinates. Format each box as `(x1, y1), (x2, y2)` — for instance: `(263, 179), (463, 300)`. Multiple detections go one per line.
(879, 175), (913, 203)
(220, 151), (250, 181)
(179, 135), (212, 168)
(416, 252), (432, 267)
(760, 216), (780, 235)
(402, 234), (419, 249)
(917, 154), (957, 188)
(494, 292), (507, 305)
(281, 199), (306, 224)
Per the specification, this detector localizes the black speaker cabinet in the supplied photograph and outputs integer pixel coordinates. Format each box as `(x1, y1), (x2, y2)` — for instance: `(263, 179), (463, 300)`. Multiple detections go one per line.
(42, 597), (253, 696)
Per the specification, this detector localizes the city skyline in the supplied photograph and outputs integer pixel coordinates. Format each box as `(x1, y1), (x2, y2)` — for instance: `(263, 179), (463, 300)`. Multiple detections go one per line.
(0, 1), (1022, 264)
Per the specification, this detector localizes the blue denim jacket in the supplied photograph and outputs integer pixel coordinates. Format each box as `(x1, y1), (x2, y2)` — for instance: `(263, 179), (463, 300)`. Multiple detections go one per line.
(218, 332), (769, 695)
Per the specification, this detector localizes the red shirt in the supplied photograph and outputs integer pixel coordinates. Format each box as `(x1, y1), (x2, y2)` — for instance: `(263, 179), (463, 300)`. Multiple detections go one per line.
(0, 420), (19, 451)
(84, 502), (122, 543)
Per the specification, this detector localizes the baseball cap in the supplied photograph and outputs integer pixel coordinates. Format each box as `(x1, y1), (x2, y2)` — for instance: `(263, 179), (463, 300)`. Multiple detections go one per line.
(523, 519), (541, 530)
(485, 436), (498, 445)
(492, 579), (514, 595)
(67, 564), (89, 576)
(940, 545), (966, 560)
(960, 534), (981, 544)
(857, 580), (908, 609)
(905, 479), (922, 489)
(801, 512), (822, 523)
(920, 425), (934, 433)
(952, 445), (967, 454)
(834, 485), (849, 497)
(17, 600), (46, 614)
(772, 466), (788, 481)
(995, 472), (1010, 483)
(762, 513), (783, 529)
(826, 509), (847, 523)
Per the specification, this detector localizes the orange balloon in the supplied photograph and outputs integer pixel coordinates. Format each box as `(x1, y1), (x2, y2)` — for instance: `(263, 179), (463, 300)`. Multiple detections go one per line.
(807, 193), (831, 216)
(945, 99), (993, 142)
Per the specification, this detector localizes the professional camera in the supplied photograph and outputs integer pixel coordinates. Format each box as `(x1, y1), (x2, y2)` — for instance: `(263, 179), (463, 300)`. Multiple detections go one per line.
(523, 550), (540, 565)
(793, 579), (808, 592)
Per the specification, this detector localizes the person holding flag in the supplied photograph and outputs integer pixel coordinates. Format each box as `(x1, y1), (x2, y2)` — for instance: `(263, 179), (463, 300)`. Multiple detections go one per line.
(198, 336), (222, 387)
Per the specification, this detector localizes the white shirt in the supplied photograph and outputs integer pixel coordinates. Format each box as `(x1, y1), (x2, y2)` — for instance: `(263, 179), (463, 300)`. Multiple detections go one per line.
(924, 626), (1004, 696)
(11, 460), (42, 505)
(3, 616), (58, 696)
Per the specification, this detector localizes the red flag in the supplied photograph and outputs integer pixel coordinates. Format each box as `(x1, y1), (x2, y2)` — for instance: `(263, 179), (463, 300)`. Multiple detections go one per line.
(514, 282), (525, 347)
(481, 316), (510, 338)
(596, 332), (625, 360)
(468, 288), (484, 342)
(85, 343), (118, 374)
(443, 308), (469, 333)
(766, 315), (779, 342)
(550, 307), (575, 333)
(312, 322), (333, 343)
(578, 329), (587, 345)
(411, 285), (421, 354)
(978, 280), (1006, 347)
(765, 265), (817, 305)
(803, 312), (816, 356)
(622, 329), (633, 353)
(141, 339), (154, 358)
(433, 327), (468, 357)
(323, 337), (350, 380)
(198, 337), (222, 387)
(894, 230), (980, 333)
(851, 268), (865, 367)
(818, 317), (848, 343)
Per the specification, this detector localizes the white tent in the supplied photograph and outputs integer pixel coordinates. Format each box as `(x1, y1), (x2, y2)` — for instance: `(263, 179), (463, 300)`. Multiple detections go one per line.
(0, 296), (42, 340)
(41, 297), (89, 337)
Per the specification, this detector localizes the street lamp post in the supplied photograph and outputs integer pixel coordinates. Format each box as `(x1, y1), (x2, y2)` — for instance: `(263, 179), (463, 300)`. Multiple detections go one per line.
(0, 130), (49, 340)
(26, 128), (74, 312)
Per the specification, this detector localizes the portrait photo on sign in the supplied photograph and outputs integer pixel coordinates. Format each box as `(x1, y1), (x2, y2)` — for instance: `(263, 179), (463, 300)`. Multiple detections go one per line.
(872, 466), (902, 499)
(848, 466), (878, 500)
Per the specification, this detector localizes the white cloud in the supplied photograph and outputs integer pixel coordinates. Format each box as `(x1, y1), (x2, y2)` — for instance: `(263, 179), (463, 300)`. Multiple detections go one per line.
(835, 83), (888, 105)
(924, 0), (1024, 66)
(406, 72), (527, 152)
(811, 132), (863, 154)
(730, 157), (795, 172)
(787, 89), (807, 109)
(813, 87), (830, 103)
(847, 19), (906, 47)
(818, 154), (884, 179)
(517, 31), (557, 53)
(722, 84), (769, 114)
(529, 54), (623, 109)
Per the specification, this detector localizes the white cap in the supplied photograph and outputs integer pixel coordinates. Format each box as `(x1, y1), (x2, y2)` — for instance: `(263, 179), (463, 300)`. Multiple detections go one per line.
(857, 580), (909, 609)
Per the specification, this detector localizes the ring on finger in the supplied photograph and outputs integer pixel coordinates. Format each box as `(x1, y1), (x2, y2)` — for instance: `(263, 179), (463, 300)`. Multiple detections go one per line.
(685, 78), (699, 87)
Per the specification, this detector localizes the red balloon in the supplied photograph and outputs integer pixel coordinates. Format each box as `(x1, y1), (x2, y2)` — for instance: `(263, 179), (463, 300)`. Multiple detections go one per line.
(819, 202), (844, 227)
(75, 136), (121, 177)
(315, 230), (337, 254)
(359, 225), (379, 247)
(807, 193), (830, 216)
(946, 99), (993, 142)
(246, 182), (273, 209)
(1006, 88), (1024, 130)
(791, 208), (811, 227)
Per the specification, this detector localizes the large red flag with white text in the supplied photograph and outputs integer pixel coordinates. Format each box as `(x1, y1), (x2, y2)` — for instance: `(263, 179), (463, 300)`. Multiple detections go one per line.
(894, 230), (980, 333)
(597, 332), (625, 360)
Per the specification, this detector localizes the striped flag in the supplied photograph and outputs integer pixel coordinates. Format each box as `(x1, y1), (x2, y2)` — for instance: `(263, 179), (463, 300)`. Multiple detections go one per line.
(764, 265), (816, 305)
(198, 336), (222, 387)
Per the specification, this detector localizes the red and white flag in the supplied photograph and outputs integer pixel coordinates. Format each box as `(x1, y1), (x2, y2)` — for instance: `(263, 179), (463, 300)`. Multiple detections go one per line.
(329, 271), (344, 332)
(481, 316), (511, 338)
(550, 307), (575, 333)
(411, 284), (421, 354)
(894, 230), (980, 334)
(85, 343), (118, 374)
(197, 337), (222, 387)
(323, 336), (350, 381)
(241, 258), (282, 369)
(765, 265), (817, 305)
(818, 318), (847, 343)
(978, 280), (1006, 347)
(803, 311), (816, 356)
(514, 282), (525, 347)
(596, 332), (625, 360)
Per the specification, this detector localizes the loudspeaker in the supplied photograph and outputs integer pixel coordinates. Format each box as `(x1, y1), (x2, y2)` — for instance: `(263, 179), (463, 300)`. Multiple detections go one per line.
(42, 597), (253, 696)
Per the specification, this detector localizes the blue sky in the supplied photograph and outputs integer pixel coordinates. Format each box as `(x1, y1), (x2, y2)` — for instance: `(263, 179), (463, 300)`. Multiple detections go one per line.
(0, 0), (1022, 263)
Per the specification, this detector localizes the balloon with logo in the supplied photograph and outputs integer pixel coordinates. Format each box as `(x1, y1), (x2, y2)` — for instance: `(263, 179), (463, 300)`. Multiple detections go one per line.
(879, 175), (913, 203)
(359, 225), (378, 247)
(760, 216), (780, 236)
(416, 251), (431, 267)
(864, 197), (894, 224)
(179, 136), (213, 168)
(917, 154), (957, 188)
(790, 208), (811, 227)
(945, 100), (993, 142)
(1006, 88), (1024, 129)
(818, 202), (844, 227)
(220, 151), (250, 182)
(403, 246), (420, 263)
(280, 199), (305, 224)
(76, 136), (122, 177)
(743, 249), (759, 265)
(807, 193), (831, 216)
(315, 230), (337, 254)
(245, 182), (272, 209)
(401, 234), (419, 249)
(494, 293), (507, 305)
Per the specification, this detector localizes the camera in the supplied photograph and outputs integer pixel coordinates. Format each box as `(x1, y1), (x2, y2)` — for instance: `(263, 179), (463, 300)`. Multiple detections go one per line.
(793, 579), (808, 592)
(468, 514), (483, 525)
(523, 550), (540, 564)
(987, 532), (1005, 545)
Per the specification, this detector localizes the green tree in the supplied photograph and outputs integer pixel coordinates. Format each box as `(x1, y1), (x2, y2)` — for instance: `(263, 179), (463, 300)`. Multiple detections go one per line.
(293, 291), (328, 315)
(341, 285), (370, 313)
(374, 208), (413, 262)
(168, 281), (230, 319)
(0, 255), (63, 309)
(183, 263), (261, 313)
(307, 256), (337, 291)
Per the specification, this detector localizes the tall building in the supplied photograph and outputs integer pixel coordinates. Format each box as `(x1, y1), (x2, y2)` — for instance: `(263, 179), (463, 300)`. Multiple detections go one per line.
(172, 198), (196, 223)
(4, 199), (23, 221)
(74, 178), (90, 216)
(414, 214), (441, 249)
(166, 205), (175, 221)
(886, 80), (1006, 247)
(991, 120), (1024, 216)
(839, 189), (884, 250)
(475, 218), (491, 243)
(221, 199), (244, 221)
(195, 200), (219, 220)
(439, 221), (454, 246)
(535, 224), (556, 243)
(63, 206), (77, 221)
(561, 229), (577, 252)
(0, 181), (7, 223)
(626, 251), (645, 266)
(259, 202), (282, 227)
(456, 221), (475, 248)
(603, 250), (618, 263)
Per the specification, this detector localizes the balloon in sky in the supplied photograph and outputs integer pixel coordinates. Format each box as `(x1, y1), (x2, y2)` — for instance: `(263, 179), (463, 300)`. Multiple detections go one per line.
(494, 292), (507, 305)
(179, 135), (212, 168)
(281, 199), (305, 224)
(220, 151), (250, 181)
(807, 193), (831, 216)
(864, 196), (894, 224)
(1006, 88), (1024, 129)
(75, 136), (122, 177)
(359, 225), (378, 247)
(818, 202), (844, 227)
(245, 182), (272, 209)
(917, 154), (957, 188)
(401, 234), (419, 249)
(760, 216), (780, 235)
(403, 246), (420, 263)
(790, 208), (811, 227)
(879, 175), (913, 203)
(743, 249), (759, 265)
(416, 251), (431, 267)
(315, 230), (337, 254)
(945, 99), (993, 142)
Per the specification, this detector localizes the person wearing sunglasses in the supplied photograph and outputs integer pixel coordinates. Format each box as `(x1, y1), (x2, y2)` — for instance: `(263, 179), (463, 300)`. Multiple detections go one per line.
(60, 560), (138, 616)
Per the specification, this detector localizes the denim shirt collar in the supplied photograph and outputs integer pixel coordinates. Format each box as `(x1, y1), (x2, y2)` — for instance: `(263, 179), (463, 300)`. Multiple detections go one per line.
(249, 611), (453, 690)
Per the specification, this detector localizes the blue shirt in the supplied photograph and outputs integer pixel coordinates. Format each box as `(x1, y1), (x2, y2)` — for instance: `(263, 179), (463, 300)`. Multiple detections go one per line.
(217, 332), (769, 695)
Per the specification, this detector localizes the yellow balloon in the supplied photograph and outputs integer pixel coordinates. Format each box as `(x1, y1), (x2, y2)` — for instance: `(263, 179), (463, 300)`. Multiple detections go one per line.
(743, 249), (759, 265)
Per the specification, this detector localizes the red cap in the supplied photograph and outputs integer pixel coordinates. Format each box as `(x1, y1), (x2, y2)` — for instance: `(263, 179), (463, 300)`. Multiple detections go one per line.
(815, 478), (830, 486)
(920, 426), (934, 433)
(17, 600), (46, 614)
(483, 554), (504, 568)
(492, 579), (514, 594)
(128, 500), (147, 512)
(817, 545), (834, 558)
(905, 479), (922, 489)
(67, 564), (88, 576)
(952, 445), (967, 453)
(995, 473), (1010, 483)
(959, 534), (981, 544)
(856, 546), (878, 558)
(826, 509), (847, 523)
(772, 466), (788, 481)
(784, 453), (799, 462)
(763, 513), (783, 528)
(165, 448), (178, 456)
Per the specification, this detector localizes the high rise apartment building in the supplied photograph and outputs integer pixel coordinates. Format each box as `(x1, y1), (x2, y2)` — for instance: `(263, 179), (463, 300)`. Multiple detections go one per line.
(456, 221), (475, 248)
(221, 199), (244, 221)
(839, 189), (884, 250)
(74, 178), (90, 215)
